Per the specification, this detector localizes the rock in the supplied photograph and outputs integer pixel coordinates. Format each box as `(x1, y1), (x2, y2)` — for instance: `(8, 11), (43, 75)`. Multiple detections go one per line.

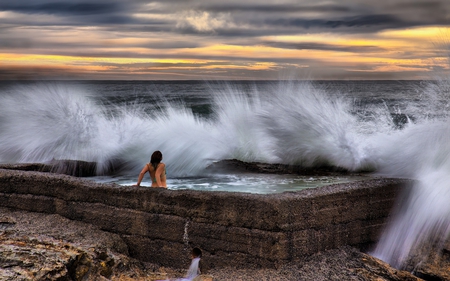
(206, 246), (421, 281)
(206, 159), (353, 175)
(0, 158), (356, 177)
(0, 207), (169, 281)
(47, 159), (98, 177)
(0, 168), (410, 269)
(0, 238), (84, 280)
(405, 241), (450, 281)
(1, 166), (450, 280)
(0, 160), (98, 177)
(0, 206), (433, 281)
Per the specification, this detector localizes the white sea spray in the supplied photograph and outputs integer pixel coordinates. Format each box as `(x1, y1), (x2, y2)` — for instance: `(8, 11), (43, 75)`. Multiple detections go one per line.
(1, 79), (450, 269)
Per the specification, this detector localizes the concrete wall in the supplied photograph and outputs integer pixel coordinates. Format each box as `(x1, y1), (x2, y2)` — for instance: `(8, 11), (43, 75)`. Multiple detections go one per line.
(0, 168), (410, 269)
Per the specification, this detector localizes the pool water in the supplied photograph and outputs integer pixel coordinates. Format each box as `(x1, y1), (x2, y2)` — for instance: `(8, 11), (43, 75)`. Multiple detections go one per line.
(88, 173), (369, 194)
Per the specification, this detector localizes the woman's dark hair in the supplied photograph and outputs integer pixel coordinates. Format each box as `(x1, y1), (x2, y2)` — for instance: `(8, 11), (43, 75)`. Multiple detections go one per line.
(150, 151), (163, 170)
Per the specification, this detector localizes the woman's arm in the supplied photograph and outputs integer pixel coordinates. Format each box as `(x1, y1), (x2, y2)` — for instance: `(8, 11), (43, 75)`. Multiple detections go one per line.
(133, 165), (149, 186)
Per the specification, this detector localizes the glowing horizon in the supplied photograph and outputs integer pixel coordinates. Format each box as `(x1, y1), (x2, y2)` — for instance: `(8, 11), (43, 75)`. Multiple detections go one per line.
(1, 1), (450, 80)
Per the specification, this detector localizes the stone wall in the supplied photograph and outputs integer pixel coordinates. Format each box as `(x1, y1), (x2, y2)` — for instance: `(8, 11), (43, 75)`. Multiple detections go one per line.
(0, 168), (411, 269)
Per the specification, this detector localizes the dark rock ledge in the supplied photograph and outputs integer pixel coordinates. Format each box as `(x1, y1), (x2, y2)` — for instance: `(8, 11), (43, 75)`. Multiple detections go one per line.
(0, 207), (186, 281)
(0, 160), (98, 177)
(0, 163), (449, 280)
(0, 207), (424, 281)
(0, 158), (358, 177)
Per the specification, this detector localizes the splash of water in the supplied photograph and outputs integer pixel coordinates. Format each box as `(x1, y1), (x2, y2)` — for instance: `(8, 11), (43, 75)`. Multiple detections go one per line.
(0, 84), (110, 171)
(210, 81), (394, 171)
(0, 83), (227, 176)
(0, 81), (379, 176)
(371, 80), (450, 269)
(2, 79), (450, 270)
(373, 167), (450, 269)
(183, 220), (190, 248)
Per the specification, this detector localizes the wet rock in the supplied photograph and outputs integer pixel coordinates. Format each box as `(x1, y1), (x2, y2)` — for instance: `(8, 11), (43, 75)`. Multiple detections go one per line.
(405, 241), (450, 281)
(0, 167), (412, 270)
(206, 246), (421, 281)
(47, 159), (97, 177)
(2, 205), (450, 280)
(207, 159), (353, 175)
(0, 158), (356, 177)
(1, 166), (449, 280)
(0, 160), (97, 177)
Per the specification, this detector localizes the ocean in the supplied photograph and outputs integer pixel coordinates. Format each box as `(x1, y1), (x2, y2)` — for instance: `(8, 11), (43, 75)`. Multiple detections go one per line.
(0, 79), (449, 268)
(0, 80), (423, 192)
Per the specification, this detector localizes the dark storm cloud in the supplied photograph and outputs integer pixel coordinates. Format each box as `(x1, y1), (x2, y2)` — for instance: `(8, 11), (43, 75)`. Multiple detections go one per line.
(386, 0), (449, 16)
(0, 38), (32, 49)
(0, 34), (201, 52)
(388, 0), (450, 24)
(170, 1), (450, 35)
(0, 65), (88, 80)
(0, 0), (149, 26)
(85, 14), (138, 25)
(171, 8), (449, 38)
(196, 3), (352, 13)
(262, 41), (385, 53)
(394, 0), (443, 9)
(2, 0), (449, 36)
(172, 14), (413, 38)
(0, 2), (122, 16)
(265, 14), (410, 30)
(1, 0), (450, 80)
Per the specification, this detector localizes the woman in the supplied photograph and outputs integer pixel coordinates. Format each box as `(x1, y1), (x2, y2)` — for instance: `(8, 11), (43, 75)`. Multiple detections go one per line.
(133, 150), (167, 188)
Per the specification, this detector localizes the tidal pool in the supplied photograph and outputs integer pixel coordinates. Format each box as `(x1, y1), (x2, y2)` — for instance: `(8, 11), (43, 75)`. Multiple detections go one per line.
(88, 173), (369, 194)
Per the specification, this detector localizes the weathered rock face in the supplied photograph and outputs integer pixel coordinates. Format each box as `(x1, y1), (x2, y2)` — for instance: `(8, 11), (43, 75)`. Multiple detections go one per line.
(206, 246), (422, 281)
(0, 208), (171, 281)
(403, 240), (450, 281)
(4, 167), (450, 280)
(0, 168), (411, 270)
(0, 207), (424, 281)
(1, 237), (104, 280)
(301, 246), (420, 281)
(206, 159), (352, 175)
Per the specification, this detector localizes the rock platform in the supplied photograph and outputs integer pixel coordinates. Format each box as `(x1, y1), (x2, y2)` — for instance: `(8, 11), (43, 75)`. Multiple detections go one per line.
(0, 167), (409, 269)
(1, 163), (449, 280)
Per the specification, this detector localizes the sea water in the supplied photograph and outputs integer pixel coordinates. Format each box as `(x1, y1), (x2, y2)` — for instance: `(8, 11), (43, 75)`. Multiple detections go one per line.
(91, 172), (368, 194)
(0, 79), (449, 269)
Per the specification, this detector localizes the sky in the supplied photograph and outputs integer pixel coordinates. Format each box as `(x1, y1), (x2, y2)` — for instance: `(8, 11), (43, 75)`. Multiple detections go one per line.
(1, 0), (450, 80)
